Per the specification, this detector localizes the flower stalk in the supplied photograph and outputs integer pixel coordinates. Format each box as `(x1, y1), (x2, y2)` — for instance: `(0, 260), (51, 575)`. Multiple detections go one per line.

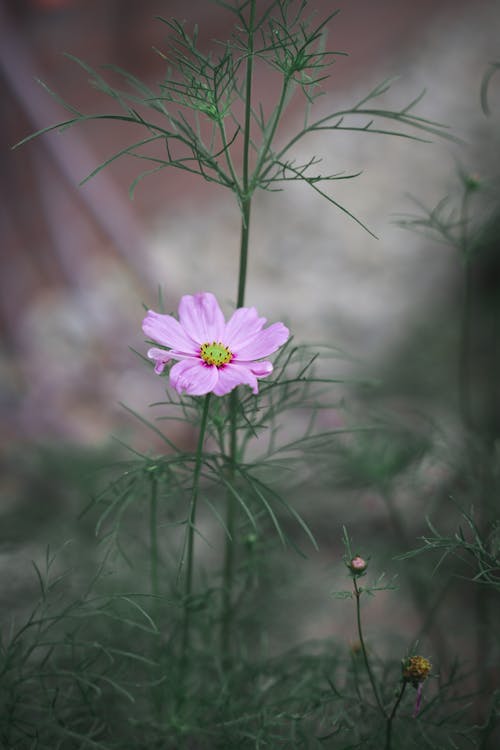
(385, 680), (407, 750)
(221, 392), (238, 664)
(352, 574), (386, 718)
(222, 0), (255, 665)
(149, 473), (159, 621)
(149, 473), (163, 719)
(180, 393), (211, 669)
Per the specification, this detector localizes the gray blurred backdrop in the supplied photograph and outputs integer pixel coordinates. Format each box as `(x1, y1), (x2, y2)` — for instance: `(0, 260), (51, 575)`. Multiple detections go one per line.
(3, 0), (498, 444)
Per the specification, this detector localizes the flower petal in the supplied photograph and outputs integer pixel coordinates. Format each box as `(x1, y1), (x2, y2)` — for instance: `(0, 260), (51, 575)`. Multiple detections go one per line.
(248, 360), (273, 378)
(233, 322), (289, 361)
(223, 306), (267, 350)
(212, 362), (260, 396)
(143, 310), (198, 354)
(147, 347), (172, 374)
(178, 292), (225, 344)
(169, 358), (219, 396)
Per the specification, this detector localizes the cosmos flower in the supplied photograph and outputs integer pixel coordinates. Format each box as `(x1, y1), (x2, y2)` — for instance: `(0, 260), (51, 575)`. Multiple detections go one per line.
(142, 292), (289, 397)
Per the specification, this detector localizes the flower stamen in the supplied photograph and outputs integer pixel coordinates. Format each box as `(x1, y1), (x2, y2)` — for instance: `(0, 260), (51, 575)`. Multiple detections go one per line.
(200, 341), (232, 367)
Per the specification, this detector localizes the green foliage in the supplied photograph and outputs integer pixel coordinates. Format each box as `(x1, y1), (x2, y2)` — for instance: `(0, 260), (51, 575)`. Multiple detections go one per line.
(0, 542), (481, 749)
(16, 0), (452, 234)
(401, 506), (500, 592)
(90, 343), (349, 563)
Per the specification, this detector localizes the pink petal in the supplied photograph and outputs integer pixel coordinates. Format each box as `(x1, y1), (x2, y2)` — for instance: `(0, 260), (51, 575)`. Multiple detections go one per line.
(143, 310), (198, 355)
(233, 322), (289, 361)
(178, 292), (225, 344)
(413, 683), (424, 718)
(249, 361), (273, 377)
(212, 362), (260, 396)
(147, 347), (172, 374)
(223, 307), (267, 350)
(169, 358), (219, 396)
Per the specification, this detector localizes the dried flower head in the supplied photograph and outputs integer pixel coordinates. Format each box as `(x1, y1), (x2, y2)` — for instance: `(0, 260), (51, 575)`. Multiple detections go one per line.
(402, 655), (432, 687)
(402, 655), (432, 717)
(143, 292), (289, 396)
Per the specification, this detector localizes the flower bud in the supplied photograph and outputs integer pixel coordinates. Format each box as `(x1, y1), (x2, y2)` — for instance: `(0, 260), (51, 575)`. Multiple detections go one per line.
(349, 555), (367, 574)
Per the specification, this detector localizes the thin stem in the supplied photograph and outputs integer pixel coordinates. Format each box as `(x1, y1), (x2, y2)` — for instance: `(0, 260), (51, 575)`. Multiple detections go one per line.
(237, 197), (252, 308)
(221, 392), (238, 665)
(353, 576), (387, 718)
(458, 280), (472, 423)
(180, 393), (211, 668)
(219, 118), (240, 191)
(150, 476), (159, 603)
(459, 181), (496, 723)
(220, 0), (256, 665)
(236, 0), (256, 308)
(149, 474), (163, 719)
(249, 74), (290, 192)
(458, 187), (473, 431)
(242, 1), (255, 194)
(385, 681), (407, 750)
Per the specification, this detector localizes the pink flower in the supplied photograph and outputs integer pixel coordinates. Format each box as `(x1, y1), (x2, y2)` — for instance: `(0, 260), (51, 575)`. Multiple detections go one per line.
(142, 292), (289, 397)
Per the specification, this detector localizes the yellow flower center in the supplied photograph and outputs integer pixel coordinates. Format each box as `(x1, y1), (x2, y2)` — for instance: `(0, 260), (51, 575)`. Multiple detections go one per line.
(200, 341), (232, 367)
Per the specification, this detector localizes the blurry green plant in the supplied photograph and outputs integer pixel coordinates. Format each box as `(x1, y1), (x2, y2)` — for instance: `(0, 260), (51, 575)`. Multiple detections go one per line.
(396, 106), (500, 744)
(322, 529), (477, 750)
(400, 507), (500, 592)
(0, 535), (482, 750)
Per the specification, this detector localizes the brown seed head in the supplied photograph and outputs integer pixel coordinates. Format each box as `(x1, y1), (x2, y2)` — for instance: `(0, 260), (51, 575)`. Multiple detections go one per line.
(402, 655), (432, 686)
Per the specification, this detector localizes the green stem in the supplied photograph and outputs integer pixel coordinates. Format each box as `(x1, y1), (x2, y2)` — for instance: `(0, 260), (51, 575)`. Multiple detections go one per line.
(237, 198), (252, 308)
(221, 392), (238, 664)
(150, 476), (159, 605)
(458, 185), (473, 430)
(219, 118), (239, 192)
(236, 0), (256, 308)
(220, 0), (256, 666)
(149, 475), (162, 719)
(459, 252), (473, 430)
(385, 681), (407, 750)
(242, 2), (255, 187)
(180, 394), (211, 668)
(249, 74), (290, 192)
(353, 577), (387, 718)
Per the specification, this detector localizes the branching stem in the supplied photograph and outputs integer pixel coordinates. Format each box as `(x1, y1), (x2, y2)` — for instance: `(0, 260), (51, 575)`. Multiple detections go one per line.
(353, 576), (387, 718)
(385, 681), (407, 750)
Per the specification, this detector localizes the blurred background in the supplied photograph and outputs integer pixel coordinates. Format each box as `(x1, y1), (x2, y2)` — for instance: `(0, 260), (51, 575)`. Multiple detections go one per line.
(1, 0), (500, 683)
(3, 0), (498, 444)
